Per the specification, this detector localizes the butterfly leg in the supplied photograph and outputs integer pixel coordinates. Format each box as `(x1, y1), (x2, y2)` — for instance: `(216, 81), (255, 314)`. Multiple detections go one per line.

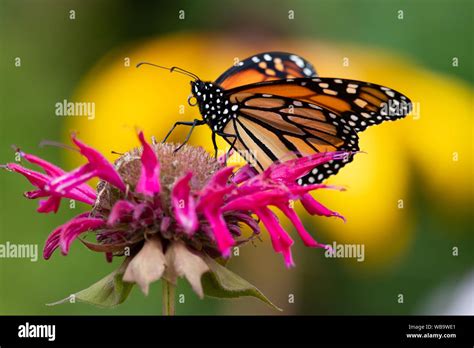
(211, 131), (218, 158)
(173, 119), (206, 153)
(163, 119), (205, 143)
(214, 131), (238, 164)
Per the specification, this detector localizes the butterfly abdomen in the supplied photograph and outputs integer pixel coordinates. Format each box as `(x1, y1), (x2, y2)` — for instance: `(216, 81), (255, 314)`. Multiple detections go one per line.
(192, 81), (238, 132)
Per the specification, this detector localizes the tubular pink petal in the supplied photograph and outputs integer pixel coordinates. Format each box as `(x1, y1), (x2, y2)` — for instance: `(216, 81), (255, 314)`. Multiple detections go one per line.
(231, 211), (261, 235)
(47, 184), (96, 205)
(43, 212), (90, 259)
(24, 190), (48, 199)
(278, 204), (327, 248)
(301, 193), (346, 222)
(172, 172), (198, 235)
(223, 187), (294, 212)
(225, 193), (290, 212)
(62, 188), (96, 205)
(285, 183), (331, 194)
(6, 163), (49, 188)
(197, 181), (236, 257)
(75, 185), (97, 200)
(228, 224), (242, 236)
(202, 208), (235, 257)
(43, 227), (62, 260)
(107, 200), (135, 226)
(136, 131), (160, 196)
(59, 218), (105, 255)
(37, 196), (61, 213)
(292, 183), (346, 193)
(256, 207), (294, 268)
(207, 166), (235, 188)
(197, 182), (234, 212)
(232, 164), (258, 184)
(47, 164), (119, 200)
(20, 152), (64, 177)
(71, 134), (126, 191)
(48, 164), (97, 193)
(7, 163), (95, 208)
(222, 193), (268, 212)
(20, 151), (96, 199)
(269, 151), (351, 182)
(283, 248), (295, 268)
(224, 176), (334, 214)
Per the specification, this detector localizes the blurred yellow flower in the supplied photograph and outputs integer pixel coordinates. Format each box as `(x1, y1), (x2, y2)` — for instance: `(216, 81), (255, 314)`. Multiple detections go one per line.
(66, 33), (472, 270)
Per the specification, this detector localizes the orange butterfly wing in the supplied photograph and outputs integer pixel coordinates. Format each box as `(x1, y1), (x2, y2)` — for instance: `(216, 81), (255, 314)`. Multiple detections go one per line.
(215, 52), (316, 89)
(220, 77), (411, 183)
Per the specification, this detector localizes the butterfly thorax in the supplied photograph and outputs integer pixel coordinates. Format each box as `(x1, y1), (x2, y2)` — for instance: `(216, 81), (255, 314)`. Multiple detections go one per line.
(191, 80), (238, 133)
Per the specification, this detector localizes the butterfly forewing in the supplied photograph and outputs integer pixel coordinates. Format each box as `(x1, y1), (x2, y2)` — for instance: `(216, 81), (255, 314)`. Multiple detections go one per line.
(215, 52), (317, 89)
(227, 77), (412, 130)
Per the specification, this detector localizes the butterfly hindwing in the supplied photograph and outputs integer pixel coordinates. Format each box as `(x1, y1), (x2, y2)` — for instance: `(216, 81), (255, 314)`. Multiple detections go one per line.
(215, 52), (317, 90)
(222, 92), (359, 176)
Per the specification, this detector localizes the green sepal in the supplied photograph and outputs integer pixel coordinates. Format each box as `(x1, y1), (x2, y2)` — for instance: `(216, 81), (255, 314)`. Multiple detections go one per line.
(47, 258), (133, 308)
(202, 256), (282, 311)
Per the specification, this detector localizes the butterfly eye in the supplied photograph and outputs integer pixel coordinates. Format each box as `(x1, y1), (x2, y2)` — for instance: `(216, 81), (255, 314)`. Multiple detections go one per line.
(188, 94), (197, 106)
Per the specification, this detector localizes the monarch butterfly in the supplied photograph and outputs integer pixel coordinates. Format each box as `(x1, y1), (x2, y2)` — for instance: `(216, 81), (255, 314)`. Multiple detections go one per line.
(137, 51), (412, 185)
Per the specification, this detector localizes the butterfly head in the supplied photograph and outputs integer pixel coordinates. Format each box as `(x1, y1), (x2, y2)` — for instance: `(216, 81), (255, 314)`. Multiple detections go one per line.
(190, 81), (234, 132)
(189, 80), (223, 104)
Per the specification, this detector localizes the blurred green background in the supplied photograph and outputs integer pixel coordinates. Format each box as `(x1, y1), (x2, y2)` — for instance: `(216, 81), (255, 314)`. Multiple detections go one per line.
(0, 0), (472, 315)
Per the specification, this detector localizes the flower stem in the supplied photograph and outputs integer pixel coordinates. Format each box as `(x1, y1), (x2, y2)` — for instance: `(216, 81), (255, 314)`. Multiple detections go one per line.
(162, 279), (176, 316)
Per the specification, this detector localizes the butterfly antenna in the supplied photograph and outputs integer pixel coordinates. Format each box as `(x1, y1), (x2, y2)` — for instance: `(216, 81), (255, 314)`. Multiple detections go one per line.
(136, 62), (200, 81)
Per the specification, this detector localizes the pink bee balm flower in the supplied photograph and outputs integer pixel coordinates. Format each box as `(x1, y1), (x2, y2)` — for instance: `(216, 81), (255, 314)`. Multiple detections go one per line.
(3, 131), (348, 300)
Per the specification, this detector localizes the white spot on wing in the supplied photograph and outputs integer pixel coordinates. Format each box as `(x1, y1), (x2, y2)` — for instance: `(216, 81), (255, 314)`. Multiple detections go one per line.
(303, 68), (313, 76)
(289, 54), (305, 68)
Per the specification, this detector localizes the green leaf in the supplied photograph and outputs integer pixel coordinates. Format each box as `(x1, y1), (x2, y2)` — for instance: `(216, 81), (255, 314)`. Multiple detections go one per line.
(202, 256), (282, 311)
(47, 258), (134, 308)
